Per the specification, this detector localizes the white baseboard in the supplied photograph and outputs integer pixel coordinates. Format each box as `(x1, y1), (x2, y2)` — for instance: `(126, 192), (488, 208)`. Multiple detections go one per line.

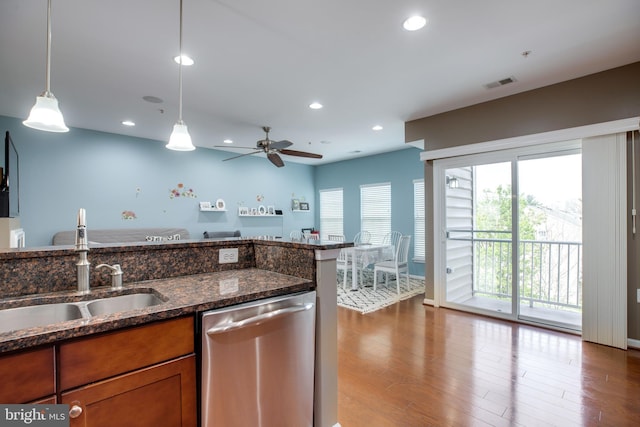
(628, 338), (640, 349)
(422, 298), (435, 306)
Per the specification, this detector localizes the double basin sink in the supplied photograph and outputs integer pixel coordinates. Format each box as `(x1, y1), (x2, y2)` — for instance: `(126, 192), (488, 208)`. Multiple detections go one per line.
(0, 291), (165, 335)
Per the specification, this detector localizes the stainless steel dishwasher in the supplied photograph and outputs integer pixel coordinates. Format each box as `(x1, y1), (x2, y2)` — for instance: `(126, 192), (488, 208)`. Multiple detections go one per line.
(200, 291), (316, 427)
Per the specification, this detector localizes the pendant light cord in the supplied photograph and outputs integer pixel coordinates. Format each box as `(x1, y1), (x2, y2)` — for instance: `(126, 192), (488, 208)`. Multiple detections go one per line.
(177, 0), (184, 123)
(45, 0), (52, 95)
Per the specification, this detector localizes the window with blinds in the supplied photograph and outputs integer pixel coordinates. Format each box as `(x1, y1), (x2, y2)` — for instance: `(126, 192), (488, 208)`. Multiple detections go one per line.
(319, 188), (344, 240)
(413, 179), (425, 261)
(360, 183), (391, 245)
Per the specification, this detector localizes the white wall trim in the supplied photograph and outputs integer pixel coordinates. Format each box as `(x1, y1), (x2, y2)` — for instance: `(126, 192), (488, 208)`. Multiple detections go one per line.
(420, 117), (639, 161)
(422, 298), (435, 306)
(628, 338), (640, 350)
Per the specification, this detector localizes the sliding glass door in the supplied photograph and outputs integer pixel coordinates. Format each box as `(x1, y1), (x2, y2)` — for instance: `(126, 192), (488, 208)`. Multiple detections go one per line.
(436, 143), (582, 330)
(517, 153), (582, 329)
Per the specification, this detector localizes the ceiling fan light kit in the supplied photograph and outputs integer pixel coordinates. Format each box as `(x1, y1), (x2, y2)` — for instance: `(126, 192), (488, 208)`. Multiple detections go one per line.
(23, 0), (69, 133)
(216, 126), (322, 167)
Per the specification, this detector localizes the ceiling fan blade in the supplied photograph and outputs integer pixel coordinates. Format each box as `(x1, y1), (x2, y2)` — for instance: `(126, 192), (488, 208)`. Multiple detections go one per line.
(269, 140), (293, 150)
(267, 152), (285, 167)
(223, 150), (261, 161)
(279, 148), (323, 159)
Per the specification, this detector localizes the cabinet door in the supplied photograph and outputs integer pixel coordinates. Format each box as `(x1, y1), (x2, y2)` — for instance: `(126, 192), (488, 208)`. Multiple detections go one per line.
(61, 355), (196, 427)
(0, 346), (55, 403)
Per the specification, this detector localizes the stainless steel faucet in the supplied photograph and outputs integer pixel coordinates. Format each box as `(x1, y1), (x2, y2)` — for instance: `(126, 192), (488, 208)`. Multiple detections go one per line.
(75, 208), (90, 293)
(96, 264), (123, 289)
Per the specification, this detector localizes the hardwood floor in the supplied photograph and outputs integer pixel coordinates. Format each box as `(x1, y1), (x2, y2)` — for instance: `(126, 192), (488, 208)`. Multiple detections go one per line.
(337, 295), (640, 426)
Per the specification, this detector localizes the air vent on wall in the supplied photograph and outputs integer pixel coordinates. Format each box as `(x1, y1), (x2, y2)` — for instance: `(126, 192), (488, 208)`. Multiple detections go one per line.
(484, 76), (517, 89)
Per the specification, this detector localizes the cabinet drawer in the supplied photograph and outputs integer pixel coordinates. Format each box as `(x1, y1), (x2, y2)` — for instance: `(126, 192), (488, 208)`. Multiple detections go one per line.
(59, 316), (194, 390)
(0, 346), (55, 403)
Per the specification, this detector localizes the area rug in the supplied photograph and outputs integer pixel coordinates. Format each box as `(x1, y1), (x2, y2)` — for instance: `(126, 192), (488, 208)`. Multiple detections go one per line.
(337, 273), (425, 314)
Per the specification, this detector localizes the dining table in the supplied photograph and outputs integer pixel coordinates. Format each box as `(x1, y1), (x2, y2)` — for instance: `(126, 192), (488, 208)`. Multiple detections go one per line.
(345, 243), (393, 291)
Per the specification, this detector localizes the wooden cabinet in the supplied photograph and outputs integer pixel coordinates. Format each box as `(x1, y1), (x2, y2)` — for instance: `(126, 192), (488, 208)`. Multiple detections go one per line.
(61, 355), (196, 427)
(0, 346), (55, 403)
(0, 316), (196, 425)
(59, 316), (196, 427)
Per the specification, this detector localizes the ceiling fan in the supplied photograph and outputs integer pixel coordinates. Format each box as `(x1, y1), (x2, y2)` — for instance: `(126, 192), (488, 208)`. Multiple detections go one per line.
(218, 126), (323, 168)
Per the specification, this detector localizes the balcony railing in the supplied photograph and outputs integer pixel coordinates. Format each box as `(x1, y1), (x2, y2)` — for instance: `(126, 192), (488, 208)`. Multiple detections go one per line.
(448, 230), (582, 311)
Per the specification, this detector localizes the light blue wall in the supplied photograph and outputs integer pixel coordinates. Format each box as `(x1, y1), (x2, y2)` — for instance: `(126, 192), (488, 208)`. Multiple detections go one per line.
(0, 116), (316, 246)
(2, 115), (427, 277)
(313, 147), (425, 275)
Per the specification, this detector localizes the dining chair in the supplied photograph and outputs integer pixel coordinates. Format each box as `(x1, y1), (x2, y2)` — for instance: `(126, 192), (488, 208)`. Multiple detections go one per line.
(328, 234), (345, 242)
(336, 247), (351, 289)
(382, 231), (402, 260)
(373, 235), (411, 294)
(290, 230), (302, 240)
(349, 231), (373, 285)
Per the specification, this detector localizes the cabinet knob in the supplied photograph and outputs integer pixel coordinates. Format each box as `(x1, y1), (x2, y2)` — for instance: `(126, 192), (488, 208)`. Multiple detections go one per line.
(69, 405), (83, 419)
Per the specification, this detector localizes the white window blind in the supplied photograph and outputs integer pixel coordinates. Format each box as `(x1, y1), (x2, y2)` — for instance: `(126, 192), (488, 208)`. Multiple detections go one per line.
(413, 179), (425, 261)
(319, 188), (344, 240)
(360, 183), (391, 245)
(582, 133), (627, 349)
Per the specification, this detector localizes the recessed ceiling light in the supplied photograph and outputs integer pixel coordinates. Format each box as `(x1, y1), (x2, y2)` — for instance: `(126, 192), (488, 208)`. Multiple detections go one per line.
(309, 102), (323, 109)
(372, 125), (383, 131)
(173, 55), (194, 66)
(223, 139), (233, 144)
(122, 120), (135, 126)
(403, 15), (427, 31)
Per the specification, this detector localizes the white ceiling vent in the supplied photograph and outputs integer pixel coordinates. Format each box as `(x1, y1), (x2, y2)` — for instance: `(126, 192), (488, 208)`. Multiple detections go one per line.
(484, 76), (517, 89)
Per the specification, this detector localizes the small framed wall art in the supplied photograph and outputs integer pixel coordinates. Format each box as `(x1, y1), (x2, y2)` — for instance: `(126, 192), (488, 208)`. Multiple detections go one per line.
(299, 202), (309, 211)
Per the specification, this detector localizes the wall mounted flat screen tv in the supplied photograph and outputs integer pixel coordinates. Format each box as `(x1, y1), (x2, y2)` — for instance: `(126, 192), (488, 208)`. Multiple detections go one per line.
(0, 130), (20, 217)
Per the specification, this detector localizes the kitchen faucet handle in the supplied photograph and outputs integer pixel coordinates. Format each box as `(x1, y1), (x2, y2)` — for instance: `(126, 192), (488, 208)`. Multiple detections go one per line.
(96, 263), (123, 289)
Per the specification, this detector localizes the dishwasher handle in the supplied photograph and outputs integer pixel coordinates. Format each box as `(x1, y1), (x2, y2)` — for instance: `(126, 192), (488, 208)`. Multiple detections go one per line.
(206, 302), (314, 335)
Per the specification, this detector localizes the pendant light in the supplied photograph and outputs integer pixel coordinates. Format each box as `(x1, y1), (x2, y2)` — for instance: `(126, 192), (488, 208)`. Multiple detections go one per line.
(23, 0), (69, 133)
(166, 0), (195, 151)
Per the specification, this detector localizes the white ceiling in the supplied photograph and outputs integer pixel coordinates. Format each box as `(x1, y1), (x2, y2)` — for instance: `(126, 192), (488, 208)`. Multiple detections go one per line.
(1, 0), (639, 165)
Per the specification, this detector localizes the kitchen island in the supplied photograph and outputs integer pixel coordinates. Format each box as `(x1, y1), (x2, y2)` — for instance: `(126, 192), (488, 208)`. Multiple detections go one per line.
(0, 237), (348, 427)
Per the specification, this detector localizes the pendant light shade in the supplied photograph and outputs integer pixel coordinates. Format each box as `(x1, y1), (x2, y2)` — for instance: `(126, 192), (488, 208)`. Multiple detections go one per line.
(24, 92), (68, 132)
(167, 120), (194, 151)
(23, 0), (69, 133)
(166, 0), (195, 151)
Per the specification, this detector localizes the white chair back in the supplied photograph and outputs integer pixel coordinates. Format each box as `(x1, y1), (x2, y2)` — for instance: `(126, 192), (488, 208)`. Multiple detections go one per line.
(290, 230), (302, 240)
(383, 231), (402, 254)
(353, 231), (371, 245)
(328, 234), (345, 242)
(396, 235), (411, 264)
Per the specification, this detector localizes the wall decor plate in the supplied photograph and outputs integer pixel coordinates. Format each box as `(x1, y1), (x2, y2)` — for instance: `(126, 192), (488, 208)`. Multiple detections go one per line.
(258, 205), (267, 215)
(215, 199), (226, 210)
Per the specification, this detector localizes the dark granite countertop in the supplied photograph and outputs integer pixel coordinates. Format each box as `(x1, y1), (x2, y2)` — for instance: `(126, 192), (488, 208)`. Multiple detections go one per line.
(0, 268), (313, 354)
